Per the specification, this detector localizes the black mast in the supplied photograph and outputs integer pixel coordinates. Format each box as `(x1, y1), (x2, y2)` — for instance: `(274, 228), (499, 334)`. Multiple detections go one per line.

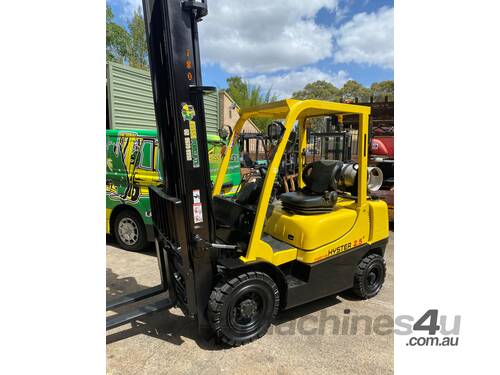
(143, 0), (216, 337)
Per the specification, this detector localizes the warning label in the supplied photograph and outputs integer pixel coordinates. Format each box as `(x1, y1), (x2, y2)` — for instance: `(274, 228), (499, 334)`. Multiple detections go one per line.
(192, 189), (203, 224)
(189, 121), (198, 139)
(191, 140), (200, 168)
(184, 135), (192, 161)
(193, 204), (203, 223)
(189, 121), (200, 168)
(192, 189), (201, 203)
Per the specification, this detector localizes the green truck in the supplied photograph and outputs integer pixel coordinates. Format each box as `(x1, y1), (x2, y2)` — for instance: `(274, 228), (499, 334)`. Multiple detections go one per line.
(106, 62), (240, 250)
(106, 129), (240, 251)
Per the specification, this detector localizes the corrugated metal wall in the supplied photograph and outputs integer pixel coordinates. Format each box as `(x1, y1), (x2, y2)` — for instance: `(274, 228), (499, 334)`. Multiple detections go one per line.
(203, 90), (219, 135)
(107, 62), (156, 130)
(107, 62), (219, 134)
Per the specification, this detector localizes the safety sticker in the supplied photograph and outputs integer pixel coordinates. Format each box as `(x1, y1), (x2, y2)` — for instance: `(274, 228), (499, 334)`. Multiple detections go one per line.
(192, 189), (203, 223)
(189, 121), (198, 139)
(192, 189), (201, 203)
(189, 121), (200, 168)
(193, 204), (203, 224)
(181, 103), (196, 121)
(191, 139), (200, 168)
(184, 135), (192, 161)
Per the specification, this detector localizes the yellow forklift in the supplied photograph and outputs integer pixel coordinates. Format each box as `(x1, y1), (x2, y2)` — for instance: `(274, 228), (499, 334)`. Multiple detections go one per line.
(106, 0), (389, 347)
(210, 100), (388, 345)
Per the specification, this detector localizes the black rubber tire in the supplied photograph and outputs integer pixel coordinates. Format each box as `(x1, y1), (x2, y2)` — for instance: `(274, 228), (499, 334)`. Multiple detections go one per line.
(208, 271), (280, 346)
(113, 209), (148, 252)
(351, 253), (386, 299)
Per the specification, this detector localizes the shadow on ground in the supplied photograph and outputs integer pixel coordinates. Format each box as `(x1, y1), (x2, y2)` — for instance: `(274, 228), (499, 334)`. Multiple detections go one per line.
(107, 266), (346, 350)
(106, 235), (156, 256)
(107, 267), (215, 349)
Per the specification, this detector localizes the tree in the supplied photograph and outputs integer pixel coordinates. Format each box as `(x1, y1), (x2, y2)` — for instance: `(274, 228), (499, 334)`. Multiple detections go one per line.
(340, 80), (371, 102)
(106, 5), (130, 63)
(370, 80), (394, 101)
(226, 77), (277, 132)
(127, 8), (149, 70)
(291, 81), (341, 132)
(292, 80), (340, 101)
(226, 77), (274, 108)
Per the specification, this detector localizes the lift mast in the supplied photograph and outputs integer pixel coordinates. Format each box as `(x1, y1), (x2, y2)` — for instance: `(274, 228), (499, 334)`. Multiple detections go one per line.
(106, 0), (216, 337)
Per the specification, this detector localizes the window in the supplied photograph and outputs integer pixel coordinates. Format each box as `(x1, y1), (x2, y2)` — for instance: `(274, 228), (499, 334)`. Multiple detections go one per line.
(139, 140), (154, 170)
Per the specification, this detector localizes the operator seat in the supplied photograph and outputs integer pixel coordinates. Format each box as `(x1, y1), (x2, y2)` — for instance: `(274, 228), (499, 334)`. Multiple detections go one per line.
(280, 160), (343, 214)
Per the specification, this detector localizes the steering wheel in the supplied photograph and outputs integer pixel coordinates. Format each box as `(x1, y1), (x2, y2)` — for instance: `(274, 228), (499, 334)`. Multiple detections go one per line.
(257, 165), (267, 178)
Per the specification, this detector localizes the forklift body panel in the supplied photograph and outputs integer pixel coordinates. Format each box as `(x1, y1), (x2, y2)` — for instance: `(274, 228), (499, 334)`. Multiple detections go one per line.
(265, 201), (358, 251)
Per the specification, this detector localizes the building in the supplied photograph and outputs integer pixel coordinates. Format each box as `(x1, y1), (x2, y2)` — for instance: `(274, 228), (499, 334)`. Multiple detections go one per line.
(219, 90), (261, 156)
(219, 90), (260, 134)
(106, 62), (263, 156)
(106, 62), (220, 135)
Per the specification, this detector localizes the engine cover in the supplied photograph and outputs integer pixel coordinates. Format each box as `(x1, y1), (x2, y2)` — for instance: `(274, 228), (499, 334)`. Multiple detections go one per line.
(264, 200), (357, 251)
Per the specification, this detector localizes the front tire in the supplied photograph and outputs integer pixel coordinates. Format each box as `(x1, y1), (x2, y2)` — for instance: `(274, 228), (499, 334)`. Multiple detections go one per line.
(208, 271), (279, 346)
(351, 253), (386, 299)
(113, 209), (147, 251)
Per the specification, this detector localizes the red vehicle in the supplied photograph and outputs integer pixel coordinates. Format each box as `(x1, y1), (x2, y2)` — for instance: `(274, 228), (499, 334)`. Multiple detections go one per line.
(370, 131), (394, 222)
(371, 135), (394, 159)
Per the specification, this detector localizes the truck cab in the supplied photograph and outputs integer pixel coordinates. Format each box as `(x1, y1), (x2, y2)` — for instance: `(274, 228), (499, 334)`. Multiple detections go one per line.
(106, 129), (240, 250)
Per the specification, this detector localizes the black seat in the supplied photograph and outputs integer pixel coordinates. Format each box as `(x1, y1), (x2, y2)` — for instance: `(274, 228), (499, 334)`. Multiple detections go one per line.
(281, 160), (343, 214)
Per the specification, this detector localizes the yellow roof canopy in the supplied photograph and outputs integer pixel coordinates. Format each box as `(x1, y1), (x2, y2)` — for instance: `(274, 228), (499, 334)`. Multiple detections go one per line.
(238, 99), (371, 120)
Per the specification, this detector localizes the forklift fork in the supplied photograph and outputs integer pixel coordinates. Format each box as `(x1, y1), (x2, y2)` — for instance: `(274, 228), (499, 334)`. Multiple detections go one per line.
(106, 237), (174, 330)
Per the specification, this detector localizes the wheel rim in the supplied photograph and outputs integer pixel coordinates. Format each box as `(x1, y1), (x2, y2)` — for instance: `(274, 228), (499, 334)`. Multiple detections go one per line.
(366, 264), (383, 293)
(117, 217), (139, 245)
(228, 290), (266, 335)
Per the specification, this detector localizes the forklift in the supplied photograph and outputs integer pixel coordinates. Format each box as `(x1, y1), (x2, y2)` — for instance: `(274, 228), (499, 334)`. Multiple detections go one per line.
(106, 0), (389, 347)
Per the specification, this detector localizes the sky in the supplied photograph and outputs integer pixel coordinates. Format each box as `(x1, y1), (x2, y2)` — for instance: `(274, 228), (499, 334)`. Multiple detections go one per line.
(108, 0), (393, 98)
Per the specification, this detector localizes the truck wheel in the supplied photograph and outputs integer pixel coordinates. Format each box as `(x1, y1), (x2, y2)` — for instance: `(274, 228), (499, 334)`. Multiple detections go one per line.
(113, 209), (147, 251)
(208, 271), (279, 346)
(351, 253), (386, 299)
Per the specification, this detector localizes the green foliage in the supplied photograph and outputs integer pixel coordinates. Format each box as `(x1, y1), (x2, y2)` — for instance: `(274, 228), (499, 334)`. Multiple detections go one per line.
(340, 80), (371, 102)
(292, 81), (341, 130)
(106, 4), (149, 70)
(226, 76), (394, 132)
(292, 80), (340, 100)
(292, 79), (394, 103)
(370, 80), (394, 101)
(127, 8), (149, 70)
(106, 5), (130, 64)
(226, 77), (277, 132)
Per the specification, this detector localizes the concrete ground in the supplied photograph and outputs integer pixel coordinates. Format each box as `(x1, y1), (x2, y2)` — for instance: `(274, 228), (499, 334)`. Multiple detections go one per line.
(107, 232), (393, 375)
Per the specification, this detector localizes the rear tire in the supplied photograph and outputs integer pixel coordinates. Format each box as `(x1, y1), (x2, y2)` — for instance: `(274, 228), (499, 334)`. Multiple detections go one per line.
(351, 253), (386, 299)
(208, 271), (279, 346)
(113, 209), (147, 252)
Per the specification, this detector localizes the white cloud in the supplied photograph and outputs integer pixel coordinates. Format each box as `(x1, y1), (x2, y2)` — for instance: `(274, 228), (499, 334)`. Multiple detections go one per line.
(198, 0), (340, 74)
(114, 0), (142, 21)
(124, 0), (142, 14)
(334, 6), (393, 69)
(248, 68), (350, 98)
